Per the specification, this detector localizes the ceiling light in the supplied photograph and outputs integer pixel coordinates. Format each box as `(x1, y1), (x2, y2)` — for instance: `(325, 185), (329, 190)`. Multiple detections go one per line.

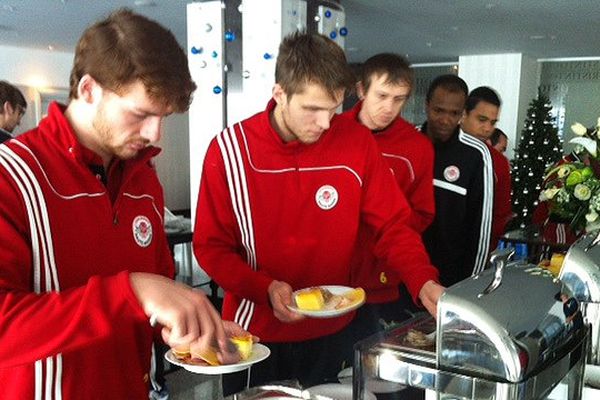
(48, 45), (54, 51)
(529, 35), (545, 40)
(134, 0), (156, 6)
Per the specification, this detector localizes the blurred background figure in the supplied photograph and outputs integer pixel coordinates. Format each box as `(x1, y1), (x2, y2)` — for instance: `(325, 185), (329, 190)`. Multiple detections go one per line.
(489, 127), (508, 154)
(0, 80), (27, 143)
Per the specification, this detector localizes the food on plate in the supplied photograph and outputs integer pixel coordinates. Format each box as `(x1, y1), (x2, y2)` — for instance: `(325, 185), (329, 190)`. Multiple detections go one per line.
(295, 287), (325, 311)
(538, 253), (566, 277)
(404, 329), (435, 348)
(229, 334), (253, 360)
(549, 253), (565, 275)
(171, 335), (254, 366)
(294, 287), (365, 311)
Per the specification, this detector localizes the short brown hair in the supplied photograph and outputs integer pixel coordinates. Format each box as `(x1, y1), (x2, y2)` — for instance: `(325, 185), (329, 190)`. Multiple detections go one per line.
(275, 31), (354, 100)
(69, 8), (196, 112)
(0, 81), (27, 114)
(360, 53), (413, 95)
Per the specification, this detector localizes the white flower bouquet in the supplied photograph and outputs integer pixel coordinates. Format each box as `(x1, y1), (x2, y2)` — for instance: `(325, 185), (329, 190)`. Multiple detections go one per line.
(540, 119), (600, 232)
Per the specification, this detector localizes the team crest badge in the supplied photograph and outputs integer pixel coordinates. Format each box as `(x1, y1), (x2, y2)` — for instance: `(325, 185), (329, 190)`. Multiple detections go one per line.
(133, 216), (153, 247)
(443, 165), (460, 182)
(315, 185), (338, 210)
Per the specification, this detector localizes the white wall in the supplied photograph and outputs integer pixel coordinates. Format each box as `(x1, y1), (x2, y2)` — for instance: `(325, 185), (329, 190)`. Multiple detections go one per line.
(459, 53), (539, 160)
(155, 113), (191, 211)
(0, 44), (191, 210)
(0, 45), (73, 88)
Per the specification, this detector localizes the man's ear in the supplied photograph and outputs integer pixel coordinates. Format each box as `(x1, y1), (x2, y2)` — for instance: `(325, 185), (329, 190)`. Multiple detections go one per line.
(272, 83), (287, 105)
(356, 81), (365, 100)
(460, 110), (467, 125)
(2, 101), (14, 115)
(77, 74), (103, 105)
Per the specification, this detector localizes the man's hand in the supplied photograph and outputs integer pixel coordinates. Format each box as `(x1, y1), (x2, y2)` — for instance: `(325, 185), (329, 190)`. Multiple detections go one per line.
(418, 280), (445, 318)
(129, 272), (236, 363)
(268, 280), (305, 323)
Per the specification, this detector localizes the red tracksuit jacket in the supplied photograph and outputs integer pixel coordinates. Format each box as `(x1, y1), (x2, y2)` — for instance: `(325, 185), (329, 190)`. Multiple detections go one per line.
(489, 144), (513, 249)
(193, 100), (438, 342)
(0, 102), (173, 399)
(340, 103), (435, 303)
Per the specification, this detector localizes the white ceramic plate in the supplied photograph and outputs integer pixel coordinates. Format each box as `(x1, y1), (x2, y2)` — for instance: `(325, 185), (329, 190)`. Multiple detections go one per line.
(307, 383), (376, 400)
(164, 343), (270, 375)
(287, 285), (365, 318)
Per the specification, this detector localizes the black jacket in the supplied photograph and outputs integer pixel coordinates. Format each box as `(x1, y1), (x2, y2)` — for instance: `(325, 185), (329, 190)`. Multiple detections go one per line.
(0, 128), (12, 144)
(420, 124), (494, 286)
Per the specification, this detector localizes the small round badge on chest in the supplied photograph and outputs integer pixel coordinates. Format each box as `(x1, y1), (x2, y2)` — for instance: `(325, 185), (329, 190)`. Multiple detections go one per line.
(315, 185), (339, 210)
(443, 165), (460, 182)
(133, 215), (153, 247)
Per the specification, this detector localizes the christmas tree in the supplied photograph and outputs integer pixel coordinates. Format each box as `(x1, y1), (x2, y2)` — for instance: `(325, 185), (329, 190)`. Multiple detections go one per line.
(510, 93), (563, 229)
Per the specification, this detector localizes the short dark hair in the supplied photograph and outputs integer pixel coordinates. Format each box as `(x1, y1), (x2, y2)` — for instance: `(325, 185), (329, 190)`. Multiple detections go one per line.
(360, 53), (413, 95)
(69, 8), (196, 112)
(275, 31), (355, 100)
(426, 74), (468, 103)
(490, 127), (507, 146)
(0, 81), (27, 113)
(466, 86), (501, 113)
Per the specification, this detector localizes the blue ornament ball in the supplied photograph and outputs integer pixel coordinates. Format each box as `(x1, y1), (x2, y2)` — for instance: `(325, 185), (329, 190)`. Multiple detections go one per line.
(225, 31), (236, 42)
(263, 53), (273, 60)
(339, 27), (348, 36)
(213, 86), (222, 94)
(329, 30), (337, 39)
(191, 46), (203, 55)
(325, 10), (332, 18)
(211, 51), (218, 58)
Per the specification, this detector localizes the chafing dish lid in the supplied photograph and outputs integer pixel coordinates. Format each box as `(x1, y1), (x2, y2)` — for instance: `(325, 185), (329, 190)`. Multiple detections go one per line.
(560, 231), (600, 302)
(438, 258), (580, 382)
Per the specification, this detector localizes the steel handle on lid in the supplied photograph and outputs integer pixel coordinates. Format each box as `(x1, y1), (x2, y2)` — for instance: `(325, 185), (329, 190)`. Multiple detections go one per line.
(584, 230), (600, 252)
(478, 247), (515, 298)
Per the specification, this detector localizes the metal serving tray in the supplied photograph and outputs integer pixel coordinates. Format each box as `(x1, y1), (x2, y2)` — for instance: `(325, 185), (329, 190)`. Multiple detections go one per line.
(355, 314), (588, 400)
(560, 232), (600, 365)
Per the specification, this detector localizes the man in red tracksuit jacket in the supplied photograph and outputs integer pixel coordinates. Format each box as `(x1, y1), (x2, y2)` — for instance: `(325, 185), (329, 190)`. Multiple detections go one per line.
(338, 53), (436, 339)
(193, 32), (444, 396)
(0, 10), (241, 400)
(461, 86), (513, 249)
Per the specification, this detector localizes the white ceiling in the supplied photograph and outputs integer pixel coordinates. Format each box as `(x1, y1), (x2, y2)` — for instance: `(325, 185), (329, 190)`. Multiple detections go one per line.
(0, 0), (599, 64)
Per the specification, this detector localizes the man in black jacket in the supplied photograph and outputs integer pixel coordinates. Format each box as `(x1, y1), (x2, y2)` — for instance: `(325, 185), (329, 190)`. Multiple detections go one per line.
(420, 75), (494, 286)
(0, 81), (27, 143)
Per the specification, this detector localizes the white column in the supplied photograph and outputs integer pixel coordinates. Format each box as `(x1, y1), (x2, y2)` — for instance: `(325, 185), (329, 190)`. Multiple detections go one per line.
(240, 0), (307, 119)
(187, 1), (225, 223)
(459, 54), (540, 159)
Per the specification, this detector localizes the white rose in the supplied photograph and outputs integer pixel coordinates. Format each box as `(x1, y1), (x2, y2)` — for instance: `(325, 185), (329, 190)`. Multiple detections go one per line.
(570, 137), (597, 157)
(572, 122), (587, 136)
(557, 166), (571, 178)
(541, 187), (561, 200)
(574, 183), (592, 201)
(586, 210), (599, 222)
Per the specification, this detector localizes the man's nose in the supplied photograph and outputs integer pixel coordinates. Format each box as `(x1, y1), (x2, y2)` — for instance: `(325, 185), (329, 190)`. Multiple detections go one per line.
(141, 116), (163, 143)
(316, 111), (331, 131)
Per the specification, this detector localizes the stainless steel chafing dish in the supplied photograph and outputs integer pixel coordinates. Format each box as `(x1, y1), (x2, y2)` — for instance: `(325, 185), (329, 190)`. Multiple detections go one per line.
(560, 232), (600, 366)
(355, 249), (589, 400)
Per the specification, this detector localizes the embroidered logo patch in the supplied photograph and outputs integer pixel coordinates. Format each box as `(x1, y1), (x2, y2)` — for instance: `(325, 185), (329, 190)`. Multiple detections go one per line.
(132, 216), (153, 247)
(443, 165), (460, 182)
(315, 185), (338, 210)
